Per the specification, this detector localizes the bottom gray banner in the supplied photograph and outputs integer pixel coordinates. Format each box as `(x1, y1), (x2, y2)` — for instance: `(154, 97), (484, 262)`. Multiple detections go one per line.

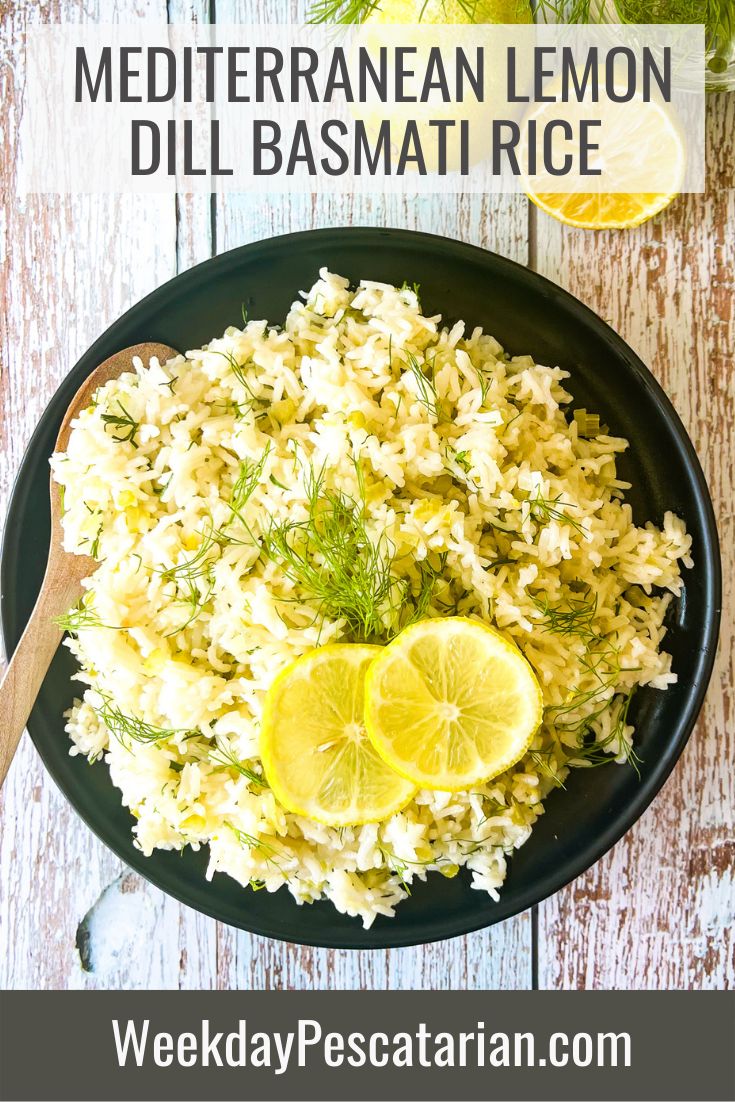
(0, 990), (733, 1102)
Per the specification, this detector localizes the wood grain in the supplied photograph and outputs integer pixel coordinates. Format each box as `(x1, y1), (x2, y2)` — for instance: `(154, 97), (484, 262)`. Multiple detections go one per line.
(533, 94), (735, 991)
(0, 0), (219, 991)
(0, 0), (732, 993)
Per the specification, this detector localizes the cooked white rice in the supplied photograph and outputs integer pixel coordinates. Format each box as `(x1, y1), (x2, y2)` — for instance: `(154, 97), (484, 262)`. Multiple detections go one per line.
(52, 270), (692, 928)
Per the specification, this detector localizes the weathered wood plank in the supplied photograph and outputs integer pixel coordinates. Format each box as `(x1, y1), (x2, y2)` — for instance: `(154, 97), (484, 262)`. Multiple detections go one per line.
(0, 0), (218, 991)
(533, 94), (735, 990)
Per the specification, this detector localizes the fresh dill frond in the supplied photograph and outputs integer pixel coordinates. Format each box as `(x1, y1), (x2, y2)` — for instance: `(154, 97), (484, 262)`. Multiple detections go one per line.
(94, 696), (189, 749)
(228, 444), (272, 522)
(569, 689), (642, 777)
(155, 522), (223, 633)
(100, 400), (141, 449)
(165, 571), (216, 636)
(307, 0), (381, 23)
(402, 553), (448, 629)
(529, 746), (567, 789)
(405, 352), (442, 420)
(55, 600), (107, 634)
(210, 349), (266, 416)
(226, 822), (285, 868)
(209, 743), (268, 787)
(159, 523), (221, 585)
(377, 843), (440, 895)
(531, 590), (598, 639)
(262, 462), (402, 642)
(527, 487), (588, 538)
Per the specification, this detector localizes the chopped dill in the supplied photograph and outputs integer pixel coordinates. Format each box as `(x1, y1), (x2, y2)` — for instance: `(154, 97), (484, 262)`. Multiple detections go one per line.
(100, 400), (141, 448)
(454, 449), (472, 474)
(400, 280), (422, 306)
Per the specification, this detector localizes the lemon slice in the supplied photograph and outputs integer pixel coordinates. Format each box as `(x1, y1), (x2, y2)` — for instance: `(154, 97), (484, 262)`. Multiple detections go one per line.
(522, 93), (685, 230)
(364, 617), (542, 791)
(260, 644), (416, 826)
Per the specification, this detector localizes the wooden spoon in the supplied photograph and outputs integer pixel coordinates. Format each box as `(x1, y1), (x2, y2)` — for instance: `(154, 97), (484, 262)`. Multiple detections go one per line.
(0, 342), (179, 790)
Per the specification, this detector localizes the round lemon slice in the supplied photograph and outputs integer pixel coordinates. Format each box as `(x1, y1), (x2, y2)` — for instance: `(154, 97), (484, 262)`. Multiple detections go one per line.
(364, 617), (542, 791)
(522, 92), (685, 230)
(260, 644), (416, 826)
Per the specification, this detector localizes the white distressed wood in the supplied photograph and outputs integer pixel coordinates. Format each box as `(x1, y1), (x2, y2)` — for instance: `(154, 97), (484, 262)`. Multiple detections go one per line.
(533, 94), (735, 990)
(0, 0), (218, 991)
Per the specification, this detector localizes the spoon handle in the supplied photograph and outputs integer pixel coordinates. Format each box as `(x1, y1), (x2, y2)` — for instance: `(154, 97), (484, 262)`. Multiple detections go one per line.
(0, 564), (84, 789)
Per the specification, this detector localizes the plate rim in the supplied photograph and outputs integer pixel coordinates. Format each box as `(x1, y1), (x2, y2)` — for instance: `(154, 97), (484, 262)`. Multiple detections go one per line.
(0, 226), (722, 949)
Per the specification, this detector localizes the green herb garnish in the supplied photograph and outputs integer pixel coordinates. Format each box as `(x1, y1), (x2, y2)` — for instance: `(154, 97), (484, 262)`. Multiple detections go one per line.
(406, 352), (443, 421)
(100, 400), (141, 448)
(94, 696), (190, 749)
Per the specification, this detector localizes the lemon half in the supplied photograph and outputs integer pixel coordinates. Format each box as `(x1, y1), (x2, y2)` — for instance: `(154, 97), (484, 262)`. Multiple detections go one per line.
(523, 91), (685, 230)
(364, 617), (542, 791)
(260, 644), (416, 826)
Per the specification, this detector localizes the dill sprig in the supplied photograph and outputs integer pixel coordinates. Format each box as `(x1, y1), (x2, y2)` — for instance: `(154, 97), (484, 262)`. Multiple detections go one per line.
(154, 522), (223, 634)
(377, 843), (438, 895)
(226, 822), (286, 868)
(210, 349), (265, 415)
(210, 743), (268, 788)
(405, 352), (443, 421)
(94, 695), (191, 749)
(167, 573), (216, 635)
(531, 590), (598, 639)
(228, 444), (272, 523)
(526, 487), (588, 538)
(262, 462), (403, 642)
(159, 524), (220, 586)
(55, 600), (107, 634)
(100, 400), (141, 449)
(529, 745), (567, 789)
(570, 689), (642, 777)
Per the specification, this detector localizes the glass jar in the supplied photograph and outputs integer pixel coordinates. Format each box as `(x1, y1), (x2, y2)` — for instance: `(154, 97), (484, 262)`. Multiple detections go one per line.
(535, 0), (735, 92)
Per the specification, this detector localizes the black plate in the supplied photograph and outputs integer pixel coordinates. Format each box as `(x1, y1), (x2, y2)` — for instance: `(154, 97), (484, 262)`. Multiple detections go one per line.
(1, 227), (721, 949)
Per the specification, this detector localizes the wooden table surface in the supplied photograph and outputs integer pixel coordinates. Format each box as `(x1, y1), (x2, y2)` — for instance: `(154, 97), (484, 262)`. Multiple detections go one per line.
(1, 0), (732, 992)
